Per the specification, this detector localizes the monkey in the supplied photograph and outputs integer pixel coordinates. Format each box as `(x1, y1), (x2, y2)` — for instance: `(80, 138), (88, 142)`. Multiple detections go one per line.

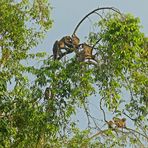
(107, 120), (114, 129)
(52, 36), (73, 60)
(52, 35), (81, 60)
(119, 118), (126, 128)
(113, 117), (126, 128)
(44, 87), (53, 100)
(44, 87), (50, 100)
(71, 34), (80, 49)
(77, 43), (95, 62)
(76, 49), (85, 62)
(60, 36), (73, 48)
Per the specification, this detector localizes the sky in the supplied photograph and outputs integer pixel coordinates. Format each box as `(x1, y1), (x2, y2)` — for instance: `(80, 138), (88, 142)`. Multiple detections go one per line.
(37, 0), (148, 133)
(40, 0), (148, 55)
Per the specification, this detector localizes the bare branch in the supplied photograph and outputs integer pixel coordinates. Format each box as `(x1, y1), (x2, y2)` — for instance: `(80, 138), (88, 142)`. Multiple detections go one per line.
(125, 127), (148, 140)
(100, 97), (108, 123)
(92, 37), (102, 50)
(82, 100), (101, 130)
(72, 7), (122, 35)
(94, 12), (104, 19)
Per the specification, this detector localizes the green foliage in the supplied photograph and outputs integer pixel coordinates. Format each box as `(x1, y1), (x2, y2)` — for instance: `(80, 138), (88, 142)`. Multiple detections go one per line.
(0, 2), (147, 147)
(88, 14), (148, 115)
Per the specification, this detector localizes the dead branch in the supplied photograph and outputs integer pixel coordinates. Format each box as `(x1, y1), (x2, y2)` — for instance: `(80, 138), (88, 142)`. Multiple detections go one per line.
(72, 7), (122, 35)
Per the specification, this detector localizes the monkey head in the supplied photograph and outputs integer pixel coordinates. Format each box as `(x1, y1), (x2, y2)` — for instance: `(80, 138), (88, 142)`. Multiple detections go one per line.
(72, 34), (80, 48)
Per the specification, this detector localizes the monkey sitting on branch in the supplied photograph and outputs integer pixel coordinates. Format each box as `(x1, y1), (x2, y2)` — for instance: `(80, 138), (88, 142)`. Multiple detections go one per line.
(52, 34), (80, 60)
(76, 43), (97, 63)
(113, 117), (126, 128)
(106, 117), (126, 129)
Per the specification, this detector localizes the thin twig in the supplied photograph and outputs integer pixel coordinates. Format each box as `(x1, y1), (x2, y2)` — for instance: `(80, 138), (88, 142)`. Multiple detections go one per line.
(94, 12), (104, 19)
(92, 37), (102, 50)
(100, 97), (108, 123)
(82, 101), (101, 130)
(83, 101), (91, 128)
(125, 127), (148, 140)
(131, 132), (145, 148)
(123, 111), (136, 121)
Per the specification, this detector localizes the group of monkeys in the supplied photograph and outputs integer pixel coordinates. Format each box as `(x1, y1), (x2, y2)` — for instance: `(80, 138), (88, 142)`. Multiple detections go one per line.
(107, 117), (126, 129)
(52, 35), (127, 130)
(52, 34), (95, 61)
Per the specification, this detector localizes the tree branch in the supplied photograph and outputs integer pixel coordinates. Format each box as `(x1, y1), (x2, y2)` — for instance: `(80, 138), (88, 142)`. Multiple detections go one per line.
(72, 7), (122, 35)
(100, 97), (108, 123)
(125, 127), (148, 140)
(89, 128), (129, 140)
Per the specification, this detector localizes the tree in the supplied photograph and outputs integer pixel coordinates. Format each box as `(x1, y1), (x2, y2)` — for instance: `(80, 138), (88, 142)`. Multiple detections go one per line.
(0, 0), (53, 147)
(0, 1), (147, 147)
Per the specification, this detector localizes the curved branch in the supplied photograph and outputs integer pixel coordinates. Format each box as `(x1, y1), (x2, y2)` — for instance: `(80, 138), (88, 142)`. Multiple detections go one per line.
(72, 7), (122, 35)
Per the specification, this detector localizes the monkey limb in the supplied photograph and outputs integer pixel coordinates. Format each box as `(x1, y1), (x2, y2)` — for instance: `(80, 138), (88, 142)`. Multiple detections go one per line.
(52, 40), (61, 60)
(57, 50), (71, 60)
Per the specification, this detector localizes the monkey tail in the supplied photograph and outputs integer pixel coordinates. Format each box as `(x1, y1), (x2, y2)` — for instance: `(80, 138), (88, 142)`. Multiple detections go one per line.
(52, 40), (59, 60)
